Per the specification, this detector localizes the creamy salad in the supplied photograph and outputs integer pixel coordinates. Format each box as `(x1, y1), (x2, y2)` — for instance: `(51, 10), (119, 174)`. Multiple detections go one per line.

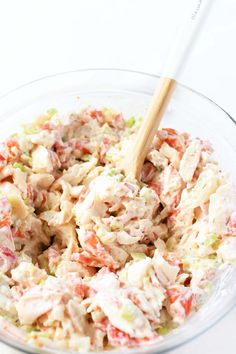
(0, 107), (235, 352)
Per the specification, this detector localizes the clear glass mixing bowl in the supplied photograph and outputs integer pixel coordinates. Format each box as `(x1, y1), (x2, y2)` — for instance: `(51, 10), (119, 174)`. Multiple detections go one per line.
(0, 69), (235, 354)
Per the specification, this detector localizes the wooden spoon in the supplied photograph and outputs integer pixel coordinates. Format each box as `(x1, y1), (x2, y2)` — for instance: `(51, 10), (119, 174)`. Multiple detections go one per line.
(128, 0), (212, 180)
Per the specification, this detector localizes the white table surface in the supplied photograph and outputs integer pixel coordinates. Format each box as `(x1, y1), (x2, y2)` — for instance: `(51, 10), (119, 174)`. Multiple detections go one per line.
(0, 0), (235, 353)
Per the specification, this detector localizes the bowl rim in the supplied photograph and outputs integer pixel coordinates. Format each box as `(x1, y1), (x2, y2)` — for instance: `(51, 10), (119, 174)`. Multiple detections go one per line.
(0, 67), (235, 125)
(0, 68), (235, 354)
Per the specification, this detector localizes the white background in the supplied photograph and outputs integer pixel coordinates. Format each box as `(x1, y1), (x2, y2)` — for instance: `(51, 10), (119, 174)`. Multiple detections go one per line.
(0, 0), (235, 353)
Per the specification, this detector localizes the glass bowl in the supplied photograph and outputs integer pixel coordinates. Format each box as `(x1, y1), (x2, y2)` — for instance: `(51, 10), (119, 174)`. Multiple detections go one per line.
(0, 69), (235, 354)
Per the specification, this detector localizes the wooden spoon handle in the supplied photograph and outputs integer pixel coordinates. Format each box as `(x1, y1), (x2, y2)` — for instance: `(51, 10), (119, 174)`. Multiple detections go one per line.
(129, 77), (175, 179)
(128, 0), (212, 180)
